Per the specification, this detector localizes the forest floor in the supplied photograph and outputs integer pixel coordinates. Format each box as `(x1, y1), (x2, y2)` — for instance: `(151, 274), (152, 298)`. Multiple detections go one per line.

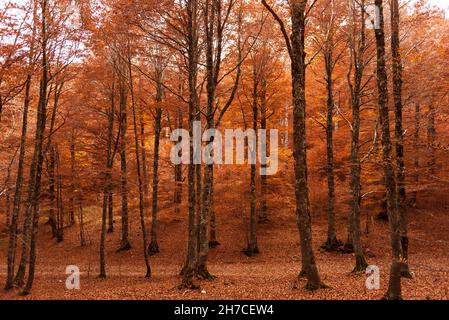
(0, 165), (448, 300)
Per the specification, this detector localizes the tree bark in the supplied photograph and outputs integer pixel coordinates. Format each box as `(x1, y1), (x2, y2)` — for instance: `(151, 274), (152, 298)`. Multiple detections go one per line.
(259, 79), (268, 224)
(244, 64), (259, 257)
(323, 45), (340, 251)
(290, 0), (322, 290)
(390, 0), (411, 278)
(180, 0), (200, 288)
(128, 46), (152, 277)
(148, 106), (162, 255)
(118, 76), (131, 252)
(346, 0), (368, 271)
(427, 103), (436, 175)
(374, 0), (402, 300)
(4, 71), (30, 290)
(20, 0), (50, 294)
(411, 103), (420, 206)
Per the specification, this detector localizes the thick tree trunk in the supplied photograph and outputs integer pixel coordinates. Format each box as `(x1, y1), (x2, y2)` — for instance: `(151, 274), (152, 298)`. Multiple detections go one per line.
(374, 0), (402, 300)
(290, 0), (322, 290)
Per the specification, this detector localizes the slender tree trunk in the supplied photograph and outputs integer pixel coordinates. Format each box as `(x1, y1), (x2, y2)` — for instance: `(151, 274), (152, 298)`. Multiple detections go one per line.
(20, 0), (50, 295)
(208, 167), (219, 247)
(107, 86), (115, 234)
(181, 0), (200, 288)
(15, 1), (49, 291)
(374, 0), (402, 300)
(5, 109), (29, 289)
(78, 202), (86, 246)
(259, 79), (268, 224)
(69, 131), (76, 226)
(118, 77), (131, 252)
(390, 0), (411, 278)
(427, 103), (436, 175)
(323, 48), (340, 251)
(244, 64), (259, 256)
(174, 107), (183, 210)
(99, 189), (108, 278)
(411, 103), (420, 206)
(140, 108), (149, 212)
(128, 47), (152, 276)
(347, 0), (368, 270)
(49, 145), (57, 237)
(56, 147), (64, 243)
(149, 106), (162, 255)
(100, 84), (115, 277)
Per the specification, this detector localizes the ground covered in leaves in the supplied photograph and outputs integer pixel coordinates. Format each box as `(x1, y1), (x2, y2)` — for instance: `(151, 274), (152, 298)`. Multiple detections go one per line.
(0, 167), (448, 300)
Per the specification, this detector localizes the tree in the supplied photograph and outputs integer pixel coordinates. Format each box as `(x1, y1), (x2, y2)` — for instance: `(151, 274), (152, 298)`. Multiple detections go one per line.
(373, 0), (402, 300)
(261, 0), (323, 290)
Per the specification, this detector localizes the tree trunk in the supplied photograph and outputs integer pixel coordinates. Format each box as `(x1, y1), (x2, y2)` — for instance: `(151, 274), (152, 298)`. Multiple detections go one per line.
(20, 0), (50, 295)
(180, 0), (200, 288)
(15, 1), (49, 291)
(49, 145), (57, 237)
(4, 72), (31, 289)
(174, 107), (183, 210)
(69, 131), (76, 226)
(390, 0), (411, 278)
(128, 48), (152, 277)
(374, 0), (402, 300)
(411, 103), (420, 206)
(118, 77), (131, 252)
(149, 106), (162, 255)
(290, 0), (322, 290)
(347, 0), (367, 271)
(244, 64), (259, 256)
(427, 103), (436, 175)
(56, 147), (64, 243)
(259, 79), (268, 224)
(323, 47), (340, 251)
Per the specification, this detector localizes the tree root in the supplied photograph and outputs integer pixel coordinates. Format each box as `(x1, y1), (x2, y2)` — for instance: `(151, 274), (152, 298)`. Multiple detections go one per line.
(352, 255), (369, 273)
(116, 242), (131, 252)
(196, 267), (217, 281)
(209, 240), (221, 248)
(321, 237), (343, 252)
(148, 241), (160, 256)
(242, 246), (260, 257)
(305, 282), (329, 291)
